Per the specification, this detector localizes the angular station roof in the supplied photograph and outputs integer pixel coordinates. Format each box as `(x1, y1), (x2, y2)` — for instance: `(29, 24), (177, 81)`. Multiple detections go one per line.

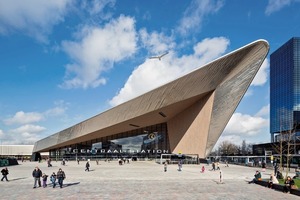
(33, 40), (269, 157)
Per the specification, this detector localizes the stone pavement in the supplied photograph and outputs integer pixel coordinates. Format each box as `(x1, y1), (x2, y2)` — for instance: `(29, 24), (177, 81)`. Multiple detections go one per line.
(0, 160), (298, 200)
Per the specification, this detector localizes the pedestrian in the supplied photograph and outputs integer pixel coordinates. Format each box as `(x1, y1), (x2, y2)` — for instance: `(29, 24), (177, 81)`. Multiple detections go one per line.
(47, 158), (52, 167)
(211, 162), (216, 171)
(77, 158), (80, 165)
(262, 162), (266, 172)
(50, 172), (57, 188)
(201, 165), (205, 173)
(178, 160), (182, 171)
(225, 160), (229, 167)
(42, 173), (48, 188)
(57, 168), (66, 188)
(85, 161), (90, 171)
(1, 167), (9, 182)
(216, 162), (220, 170)
(32, 166), (42, 188)
(219, 170), (223, 183)
(164, 162), (167, 172)
(96, 159), (99, 165)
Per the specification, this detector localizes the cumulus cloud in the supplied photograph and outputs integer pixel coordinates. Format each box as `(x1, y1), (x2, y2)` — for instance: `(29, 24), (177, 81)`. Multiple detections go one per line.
(4, 111), (44, 125)
(61, 15), (137, 89)
(177, 0), (224, 35)
(3, 101), (68, 126)
(215, 106), (270, 149)
(223, 113), (269, 136)
(11, 124), (46, 134)
(0, 0), (71, 43)
(109, 36), (230, 106)
(139, 29), (175, 54)
(265, 0), (293, 15)
(251, 58), (269, 86)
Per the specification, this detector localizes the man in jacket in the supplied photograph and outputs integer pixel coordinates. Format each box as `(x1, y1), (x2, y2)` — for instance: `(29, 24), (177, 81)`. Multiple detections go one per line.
(57, 168), (66, 188)
(32, 166), (42, 188)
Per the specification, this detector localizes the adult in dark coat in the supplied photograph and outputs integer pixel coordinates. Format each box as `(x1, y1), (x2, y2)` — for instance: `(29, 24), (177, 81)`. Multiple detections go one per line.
(32, 167), (42, 188)
(85, 161), (90, 172)
(1, 167), (9, 181)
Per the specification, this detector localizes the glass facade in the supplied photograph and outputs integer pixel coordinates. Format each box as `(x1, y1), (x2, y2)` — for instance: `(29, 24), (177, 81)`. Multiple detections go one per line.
(270, 37), (300, 141)
(49, 123), (170, 160)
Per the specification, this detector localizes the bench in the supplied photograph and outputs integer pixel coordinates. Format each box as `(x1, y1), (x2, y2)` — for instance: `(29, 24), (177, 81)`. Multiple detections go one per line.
(254, 180), (300, 196)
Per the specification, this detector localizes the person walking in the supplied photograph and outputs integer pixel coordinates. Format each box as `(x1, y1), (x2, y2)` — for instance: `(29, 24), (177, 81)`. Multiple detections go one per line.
(85, 161), (90, 172)
(32, 166), (42, 188)
(164, 162), (167, 172)
(57, 168), (66, 188)
(1, 167), (9, 182)
(50, 172), (57, 188)
(178, 160), (182, 171)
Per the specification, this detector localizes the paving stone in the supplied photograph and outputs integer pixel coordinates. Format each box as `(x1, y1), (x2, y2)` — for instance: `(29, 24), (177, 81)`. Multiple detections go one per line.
(0, 160), (298, 200)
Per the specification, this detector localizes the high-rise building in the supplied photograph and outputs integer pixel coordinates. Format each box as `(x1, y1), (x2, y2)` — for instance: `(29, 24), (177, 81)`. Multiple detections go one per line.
(270, 37), (300, 142)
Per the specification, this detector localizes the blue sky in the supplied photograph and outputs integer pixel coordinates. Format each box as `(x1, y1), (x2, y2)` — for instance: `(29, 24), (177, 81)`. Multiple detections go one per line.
(0, 0), (299, 148)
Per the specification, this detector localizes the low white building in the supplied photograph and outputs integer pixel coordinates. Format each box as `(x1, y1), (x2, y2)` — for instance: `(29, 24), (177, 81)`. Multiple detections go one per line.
(0, 145), (48, 159)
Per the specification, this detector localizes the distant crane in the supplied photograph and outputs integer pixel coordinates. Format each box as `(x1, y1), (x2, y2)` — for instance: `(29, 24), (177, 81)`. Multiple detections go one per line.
(149, 51), (169, 61)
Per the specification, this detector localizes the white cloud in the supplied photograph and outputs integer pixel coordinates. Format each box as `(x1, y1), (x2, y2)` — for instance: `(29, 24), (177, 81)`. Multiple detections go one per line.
(11, 124), (46, 134)
(3, 101), (68, 126)
(256, 104), (270, 117)
(45, 100), (68, 117)
(215, 104), (270, 149)
(251, 58), (269, 86)
(81, 0), (115, 16)
(139, 29), (175, 54)
(224, 113), (268, 136)
(4, 111), (44, 125)
(61, 15), (137, 89)
(0, 125), (46, 145)
(177, 0), (224, 35)
(109, 36), (230, 106)
(265, 0), (293, 15)
(0, 0), (71, 43)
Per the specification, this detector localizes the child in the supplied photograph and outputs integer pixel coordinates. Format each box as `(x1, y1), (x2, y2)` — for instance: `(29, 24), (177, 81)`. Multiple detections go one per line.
(42, 173), (48, 188)
(50, 172), (57, 188)
(201, 165), (205, 173)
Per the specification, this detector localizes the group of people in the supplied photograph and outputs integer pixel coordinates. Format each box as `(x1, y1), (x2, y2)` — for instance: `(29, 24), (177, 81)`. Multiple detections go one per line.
(32, 166), (66, 189)
(247, 169), (297, 194)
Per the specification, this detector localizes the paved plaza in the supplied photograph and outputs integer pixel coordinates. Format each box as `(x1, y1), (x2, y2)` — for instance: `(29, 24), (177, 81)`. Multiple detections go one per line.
(0, 160), (298, 200)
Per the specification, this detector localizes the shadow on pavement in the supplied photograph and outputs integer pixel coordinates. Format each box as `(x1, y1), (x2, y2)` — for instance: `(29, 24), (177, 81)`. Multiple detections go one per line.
(6, 177), (27, 182)
(63, 182), (80, 187)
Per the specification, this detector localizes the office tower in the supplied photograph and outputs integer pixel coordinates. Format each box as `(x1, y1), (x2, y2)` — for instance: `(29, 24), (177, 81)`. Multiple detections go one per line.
(270, 37), (300, 142)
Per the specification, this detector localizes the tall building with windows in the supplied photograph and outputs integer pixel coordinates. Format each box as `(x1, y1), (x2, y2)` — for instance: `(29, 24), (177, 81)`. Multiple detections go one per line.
(270, 37), (300, 142)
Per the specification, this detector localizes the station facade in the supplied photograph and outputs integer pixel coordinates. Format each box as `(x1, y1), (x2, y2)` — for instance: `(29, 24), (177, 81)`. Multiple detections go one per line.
(33, 40), (269, 161)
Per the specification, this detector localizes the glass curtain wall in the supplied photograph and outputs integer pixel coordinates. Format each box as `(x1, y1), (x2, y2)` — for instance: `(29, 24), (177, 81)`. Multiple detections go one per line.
(49, 123), (170, 160)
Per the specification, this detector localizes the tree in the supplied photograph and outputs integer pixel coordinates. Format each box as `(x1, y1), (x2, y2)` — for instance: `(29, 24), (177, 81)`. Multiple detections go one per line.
(218, 141), (239, 156)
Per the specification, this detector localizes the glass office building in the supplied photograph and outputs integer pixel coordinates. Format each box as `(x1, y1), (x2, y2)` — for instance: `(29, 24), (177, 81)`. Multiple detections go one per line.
(270, 37), (300, 142)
